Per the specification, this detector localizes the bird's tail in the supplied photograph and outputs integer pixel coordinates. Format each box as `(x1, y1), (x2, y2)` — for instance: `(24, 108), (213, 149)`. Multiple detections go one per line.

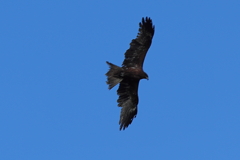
(105, 61), (123, 89)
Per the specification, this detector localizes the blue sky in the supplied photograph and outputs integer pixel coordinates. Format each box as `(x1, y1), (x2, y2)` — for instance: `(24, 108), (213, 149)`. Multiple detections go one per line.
(1, 0), (240, 159)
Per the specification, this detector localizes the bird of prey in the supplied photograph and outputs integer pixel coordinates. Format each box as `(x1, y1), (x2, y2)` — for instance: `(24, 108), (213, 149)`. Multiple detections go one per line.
(105, 17), (155, 130)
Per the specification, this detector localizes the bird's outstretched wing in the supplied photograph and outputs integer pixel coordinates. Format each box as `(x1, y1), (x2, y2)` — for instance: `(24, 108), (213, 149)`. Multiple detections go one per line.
(122, 17), (155, 68)
(117, 78), (140, 130)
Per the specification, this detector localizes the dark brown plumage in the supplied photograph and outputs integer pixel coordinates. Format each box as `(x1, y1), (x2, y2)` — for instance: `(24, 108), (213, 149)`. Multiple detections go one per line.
(106, 17), (155, 130)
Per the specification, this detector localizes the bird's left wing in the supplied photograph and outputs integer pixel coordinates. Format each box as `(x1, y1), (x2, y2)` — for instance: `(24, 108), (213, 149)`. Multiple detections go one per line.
(117, 78), (140, 130)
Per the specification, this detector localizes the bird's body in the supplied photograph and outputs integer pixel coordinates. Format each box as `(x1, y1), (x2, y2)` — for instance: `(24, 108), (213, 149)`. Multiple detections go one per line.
(106, 17), (155, 130)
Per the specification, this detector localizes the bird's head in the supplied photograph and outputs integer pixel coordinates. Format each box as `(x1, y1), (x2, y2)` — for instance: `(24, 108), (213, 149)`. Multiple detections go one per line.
(143, 72), (149, 80)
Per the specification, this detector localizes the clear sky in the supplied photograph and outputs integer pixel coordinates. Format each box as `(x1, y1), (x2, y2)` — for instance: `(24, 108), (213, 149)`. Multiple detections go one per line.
(1, 1), (240, 159)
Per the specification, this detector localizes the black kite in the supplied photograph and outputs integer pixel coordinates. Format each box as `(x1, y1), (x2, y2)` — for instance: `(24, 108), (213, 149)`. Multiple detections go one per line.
(106, 17), (155, 130)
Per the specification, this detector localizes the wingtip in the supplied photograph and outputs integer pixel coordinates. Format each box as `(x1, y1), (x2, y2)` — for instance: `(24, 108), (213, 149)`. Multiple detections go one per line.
(139, 17), (154, 34)
(142, 17), (152, 23)
(119, 121), (128, 131)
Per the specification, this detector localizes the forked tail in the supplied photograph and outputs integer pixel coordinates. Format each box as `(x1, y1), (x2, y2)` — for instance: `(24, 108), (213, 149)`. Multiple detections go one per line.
(105, 61), (123, 89)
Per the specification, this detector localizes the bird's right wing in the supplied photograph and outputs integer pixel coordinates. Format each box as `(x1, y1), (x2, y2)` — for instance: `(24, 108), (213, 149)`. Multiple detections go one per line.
(122, 17), (155, 68)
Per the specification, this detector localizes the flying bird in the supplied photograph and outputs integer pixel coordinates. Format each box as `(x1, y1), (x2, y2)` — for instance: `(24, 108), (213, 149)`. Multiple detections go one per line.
(105, 17), (155, 130)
